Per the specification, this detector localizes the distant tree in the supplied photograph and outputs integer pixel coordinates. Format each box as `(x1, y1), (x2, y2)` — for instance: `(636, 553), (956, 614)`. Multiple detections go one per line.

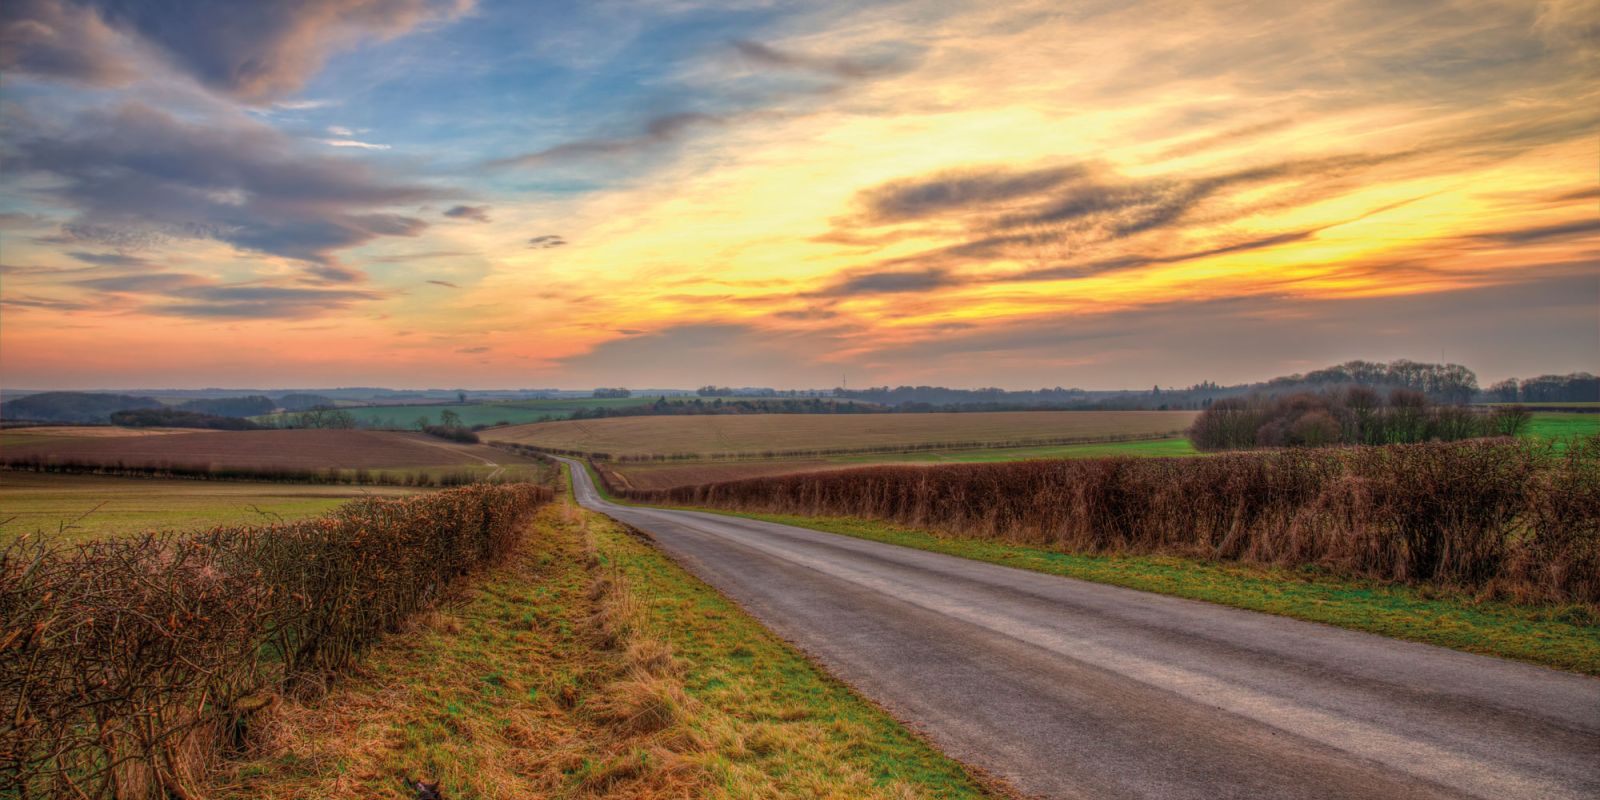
(177, 395), (276, 418)
(439, 409), (462, 427)
(414, 415), (432, 431)
(1189, 388), (1509, 451)
(458, 391), (467, 404)
(294, 407), (357, 429)
(0, 391), (161, 423)
(1517, 373), (1600, 403)
(110, 408), (261, 430)
(1485, 378), (1521, 403)
(593, 387), (632, 399)
(276, 393), (339, 411)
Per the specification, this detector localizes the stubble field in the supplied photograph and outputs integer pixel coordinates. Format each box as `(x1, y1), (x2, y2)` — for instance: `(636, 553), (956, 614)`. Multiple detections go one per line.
(488, 410), (1198, 458)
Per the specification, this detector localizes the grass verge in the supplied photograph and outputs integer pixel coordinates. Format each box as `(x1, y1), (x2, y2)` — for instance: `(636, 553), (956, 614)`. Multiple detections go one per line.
(692, 510), (1600, 676)
(584, 455), (1600, 676)
(219, 497), (997, 799)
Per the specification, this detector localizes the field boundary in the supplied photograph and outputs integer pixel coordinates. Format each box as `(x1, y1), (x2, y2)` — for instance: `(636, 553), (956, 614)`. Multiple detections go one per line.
(495, 430), (1183, 462)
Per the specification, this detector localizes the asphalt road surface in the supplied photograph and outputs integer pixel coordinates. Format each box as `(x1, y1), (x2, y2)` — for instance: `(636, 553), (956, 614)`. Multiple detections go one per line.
(557, 458), (1600, 800)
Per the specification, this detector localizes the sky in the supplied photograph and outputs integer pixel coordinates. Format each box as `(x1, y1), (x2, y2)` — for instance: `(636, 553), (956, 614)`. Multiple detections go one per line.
(1, 0), (1596, 390)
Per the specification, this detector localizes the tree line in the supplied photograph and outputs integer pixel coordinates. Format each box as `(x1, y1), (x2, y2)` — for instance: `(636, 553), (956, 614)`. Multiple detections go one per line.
(1189, 388), (1530, 451)
(1484, 373), (1598, 403)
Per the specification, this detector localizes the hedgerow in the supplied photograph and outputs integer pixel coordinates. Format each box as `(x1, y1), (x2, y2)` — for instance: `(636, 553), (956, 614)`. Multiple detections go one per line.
(0, 483), (552, 799)
(624, 438), (1600, 606)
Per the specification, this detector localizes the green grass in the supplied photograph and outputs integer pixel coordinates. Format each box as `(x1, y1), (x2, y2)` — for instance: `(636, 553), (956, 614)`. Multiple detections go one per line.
(686, 510), (1600, 675)
(592, 505), (995, 797)
(222, 490), (997, 799)
(587, 462), (1599, 676)
(0, 472), (416, 544)
(826, 436), (1198, 463)
(1526, 411), (1600, 444)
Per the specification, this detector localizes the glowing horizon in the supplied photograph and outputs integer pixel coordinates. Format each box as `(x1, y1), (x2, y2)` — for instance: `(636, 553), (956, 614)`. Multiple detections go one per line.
(2, 0), (1596, 390)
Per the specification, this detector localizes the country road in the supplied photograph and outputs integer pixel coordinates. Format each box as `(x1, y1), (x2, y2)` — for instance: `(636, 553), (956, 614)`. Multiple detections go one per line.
(556, 458), (1600, 800)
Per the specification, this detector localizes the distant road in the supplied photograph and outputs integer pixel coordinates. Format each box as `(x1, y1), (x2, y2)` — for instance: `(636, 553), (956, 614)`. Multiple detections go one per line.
(557, 458), (1600, 800)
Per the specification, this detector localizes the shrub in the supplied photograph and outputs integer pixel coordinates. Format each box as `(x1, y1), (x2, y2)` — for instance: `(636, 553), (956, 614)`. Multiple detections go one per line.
(0, 483), (552, 799)
(423, 424), (480, 444)
(624, 438), (1600, 606)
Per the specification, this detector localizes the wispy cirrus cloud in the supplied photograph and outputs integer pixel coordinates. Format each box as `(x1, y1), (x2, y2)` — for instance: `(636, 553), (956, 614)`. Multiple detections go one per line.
(732, 39), (918, 81)
(488, 112), (724, 169)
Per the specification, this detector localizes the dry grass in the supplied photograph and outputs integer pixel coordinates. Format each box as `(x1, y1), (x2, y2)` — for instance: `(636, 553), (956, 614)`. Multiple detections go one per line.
(217, 499), (996, 799)
(488, 410), (1197, 458)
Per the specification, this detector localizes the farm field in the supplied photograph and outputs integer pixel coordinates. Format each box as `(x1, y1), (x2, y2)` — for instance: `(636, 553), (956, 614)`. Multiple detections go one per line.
(1, 428), (524, 471)
(256, 395), (795, 428)
(606, 437), (1199, 490)
(1528, 411), (1600, 442)
(489, 410), (1198, 458)
(0, 472), (415, 543)
(0, 425), (199, 447)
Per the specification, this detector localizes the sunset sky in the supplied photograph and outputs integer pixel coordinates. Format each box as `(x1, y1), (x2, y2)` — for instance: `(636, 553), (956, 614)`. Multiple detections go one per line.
(2, 0), (1596, 390)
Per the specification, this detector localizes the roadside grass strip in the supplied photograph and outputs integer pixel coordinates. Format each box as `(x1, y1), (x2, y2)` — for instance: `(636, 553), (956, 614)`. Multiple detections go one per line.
(220, 499), (996, 799)
(694, 511), (1600, 676)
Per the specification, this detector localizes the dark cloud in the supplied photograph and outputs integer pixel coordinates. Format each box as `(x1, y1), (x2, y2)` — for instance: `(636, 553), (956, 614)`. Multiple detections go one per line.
(615, 328), (643, 335)
(0, 293), (93, 311)
(443, 204), (491, 222)
(488, 112), (723, 168)
(144, 284), (384, 318)
(456, 345), (489, 353)
(1, 0), (469, 101)
(818, 152), (1441, 293)
(50, 264), (387, 319)
(1552, 187), (1600, 203)
(854, 166), (1087, 224)
(427, 279), (461, 288)
(1465, 218), (1600, 245)
(72, 272), (208, 293)
(67, 251), (150, 267)
(811, 268), (958, 297)
(8, 103), (445, 273)
(1000, 229), (1322, 283)
(0, 0), (137, 86)
(528, 234), (567, 249)
(733, 39), (916, 81)
(774, 307), (838, 320)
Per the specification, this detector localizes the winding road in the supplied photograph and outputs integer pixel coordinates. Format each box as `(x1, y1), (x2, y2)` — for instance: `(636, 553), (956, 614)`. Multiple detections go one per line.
(556, 457), (1600, 800)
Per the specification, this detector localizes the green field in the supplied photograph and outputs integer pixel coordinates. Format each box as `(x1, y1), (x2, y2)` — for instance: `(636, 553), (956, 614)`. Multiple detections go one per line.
(830, 436), (1199, 463)
(0, 472), (416, 544)
(1527, 411), (1600, 443)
